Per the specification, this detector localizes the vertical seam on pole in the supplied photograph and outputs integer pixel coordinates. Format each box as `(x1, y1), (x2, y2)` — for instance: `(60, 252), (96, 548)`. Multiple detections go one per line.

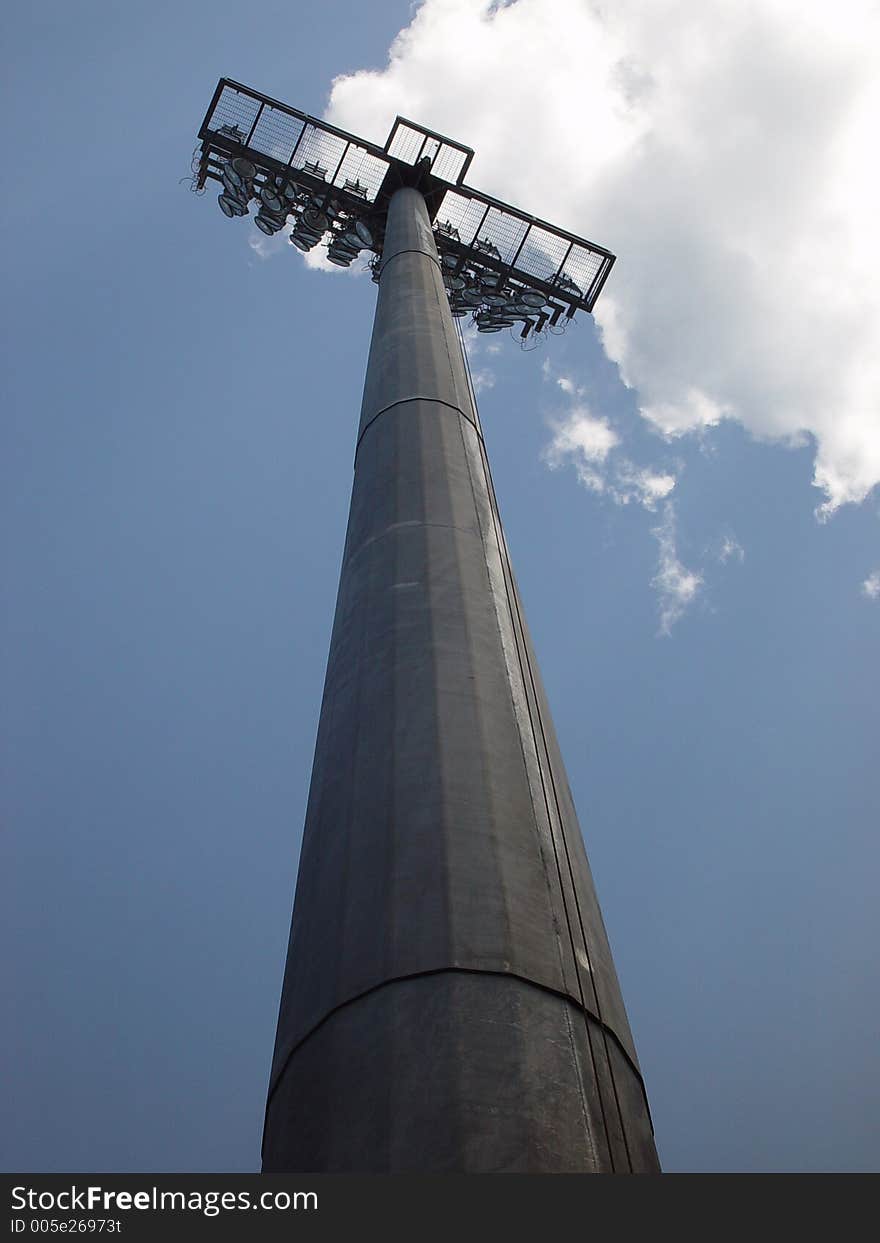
(456, 319), (636, 1169)
(453, 321), (618, 1169)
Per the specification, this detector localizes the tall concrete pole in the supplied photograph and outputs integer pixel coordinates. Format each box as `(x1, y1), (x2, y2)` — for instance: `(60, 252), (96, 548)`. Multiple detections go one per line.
(262, 185), (659, 1173)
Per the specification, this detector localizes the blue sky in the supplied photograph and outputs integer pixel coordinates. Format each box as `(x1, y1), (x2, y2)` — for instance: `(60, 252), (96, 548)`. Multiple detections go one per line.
(2, 1), (878, 1173)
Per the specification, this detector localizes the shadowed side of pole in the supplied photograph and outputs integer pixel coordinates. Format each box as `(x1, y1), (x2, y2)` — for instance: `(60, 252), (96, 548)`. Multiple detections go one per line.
(262, 187), (659, 1173)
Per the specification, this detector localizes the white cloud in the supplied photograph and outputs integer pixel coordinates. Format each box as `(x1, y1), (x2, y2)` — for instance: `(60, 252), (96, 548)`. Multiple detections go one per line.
(546, 406), (619, 466)
(249, 227), (367, 275)
(716, 535), (745, 565)
(542, 403), (675, 510)
(613, 460), (676, 510)
(556, 375), (585, 398)
(302, 240), (362, 275)
(651, 504), (703, 635)
(326, 0), (880, 516)
(247, 229), (288, 261)
(471, 368), (496, 394)
(862, 571), (880, 600)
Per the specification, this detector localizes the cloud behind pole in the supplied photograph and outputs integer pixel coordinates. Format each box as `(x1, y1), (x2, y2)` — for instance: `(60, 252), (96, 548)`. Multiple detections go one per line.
(325, 0), (880, 516)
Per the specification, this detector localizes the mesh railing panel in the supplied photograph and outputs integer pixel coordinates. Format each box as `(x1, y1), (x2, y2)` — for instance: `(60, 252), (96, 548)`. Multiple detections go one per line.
(478, 207), (530, 265)
(206, 86), (261, 142)
(387, 124), (425, 165)
(561, 245), (605, 300)
(435, 192), (490, 246)
(291, 126), (348, 180)
(432, 144), (467, 184)
(513, 227), (572, 283)
(332, 148), (389, 202)
(249, 105), (306, 164)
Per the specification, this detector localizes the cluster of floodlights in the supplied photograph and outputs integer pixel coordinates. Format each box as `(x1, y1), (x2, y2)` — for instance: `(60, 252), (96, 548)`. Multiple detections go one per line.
(439, 252), (580, 336)
(217, 155), (373, 267)
(216, 154), (579, 336)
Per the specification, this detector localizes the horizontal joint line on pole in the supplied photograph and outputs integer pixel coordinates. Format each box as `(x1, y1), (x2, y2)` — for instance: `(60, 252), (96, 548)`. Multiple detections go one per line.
(355, 396), (482, 457)
(264, 965), (647, 1118)
(378, 247), (441, 276)
(342, 518), (498, 570)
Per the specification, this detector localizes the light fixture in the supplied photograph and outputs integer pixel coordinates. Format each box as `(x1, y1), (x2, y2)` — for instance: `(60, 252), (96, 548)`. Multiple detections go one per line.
(255, 216), (276, 235)
(222, 166), (244, 191)
(292, 228), (321, 249)
(260, 185), (283, 213)
(302, 208), (329, 232)
(483, 292), (508, 307)
(289, 235), (311, 251)
(354, 220), (373, 246)
(218, 194), (237, 217)
(326, 254), (352, 267)
(219, 193), (247, 217)
(230, 156), (256, 180)
(520, 290), (546, 308)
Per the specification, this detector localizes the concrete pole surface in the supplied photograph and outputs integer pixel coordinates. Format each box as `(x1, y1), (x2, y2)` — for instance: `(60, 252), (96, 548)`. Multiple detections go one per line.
(262, 186), (660, 1173)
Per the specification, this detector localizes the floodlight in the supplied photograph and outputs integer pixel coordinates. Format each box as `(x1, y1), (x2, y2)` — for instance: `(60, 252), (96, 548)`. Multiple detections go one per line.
(218, 194), (236, 217)
(260, 186), (283, 213)
(289, 235), (311, 251)
(255, 216), (275, 235)
(520, 290), (547, 308)
(230, 156), (256, 180)
(302, 208), (329, 232)
(326, 254), (351, 267)
(354, 221), (372, 246)
(222, 175), (246, 201)
(219, 193), (247, 217)
(222, 165), (244, 190)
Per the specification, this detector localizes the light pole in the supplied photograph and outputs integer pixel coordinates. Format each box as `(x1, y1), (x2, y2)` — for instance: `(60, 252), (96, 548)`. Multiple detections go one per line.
(194, 78), (659, 1173)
